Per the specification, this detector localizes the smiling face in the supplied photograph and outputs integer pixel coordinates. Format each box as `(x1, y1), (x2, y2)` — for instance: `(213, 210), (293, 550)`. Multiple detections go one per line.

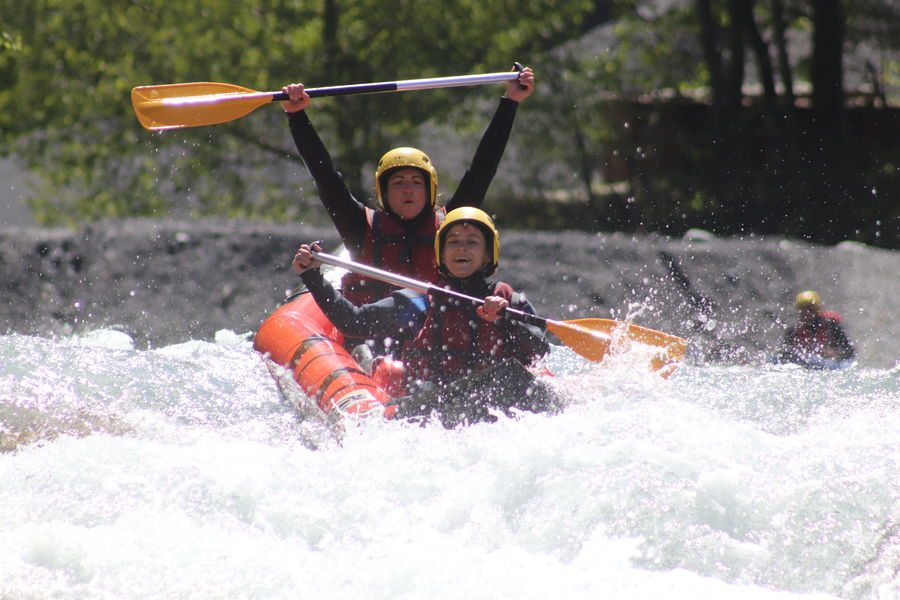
(440, 222), (488, 279)
(385, 168), (428, 220)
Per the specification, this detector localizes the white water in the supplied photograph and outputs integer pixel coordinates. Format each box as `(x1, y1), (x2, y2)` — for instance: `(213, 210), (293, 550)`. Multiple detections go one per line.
(1, 330), (897, 599)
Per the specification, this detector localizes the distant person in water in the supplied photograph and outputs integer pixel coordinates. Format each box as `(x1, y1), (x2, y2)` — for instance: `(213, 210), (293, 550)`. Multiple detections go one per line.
(291, 208), (549, 401)
(777, 290), (855, 367)
(281, 65), (535, 306)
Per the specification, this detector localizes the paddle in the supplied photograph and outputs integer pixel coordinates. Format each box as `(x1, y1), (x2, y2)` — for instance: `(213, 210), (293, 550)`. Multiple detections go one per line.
(309, 250), (687, 376)
(132, 70), (522, 131)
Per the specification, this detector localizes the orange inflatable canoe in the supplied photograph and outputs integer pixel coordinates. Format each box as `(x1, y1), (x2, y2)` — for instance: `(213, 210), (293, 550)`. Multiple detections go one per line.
(253, 292), (398, 421)
(253, 291), (560, 427)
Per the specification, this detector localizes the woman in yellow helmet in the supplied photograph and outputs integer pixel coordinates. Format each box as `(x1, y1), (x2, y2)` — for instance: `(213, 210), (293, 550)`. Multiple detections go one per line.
(776, 290), (855, 368)
(282, 66), (534, 306)
(291, 208), (550, 424)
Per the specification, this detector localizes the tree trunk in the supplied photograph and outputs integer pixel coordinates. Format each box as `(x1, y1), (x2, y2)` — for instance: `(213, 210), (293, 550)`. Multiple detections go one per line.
(552, 56), (598, 208)
(724, 0), (746, 111)
(770, 0), (796, 110)
(695, 0), (724, 110)
(811, 0), (844, 129)
(808, 0), (846, 240)
(740, 2), (777, 115)
(321, 0), (367, 199)
(571, 111), (598, 208)
(768, 0), (799, 233)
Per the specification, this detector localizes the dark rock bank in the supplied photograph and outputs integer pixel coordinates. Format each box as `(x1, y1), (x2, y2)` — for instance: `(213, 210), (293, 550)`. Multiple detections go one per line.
(1, 219), (897, 368)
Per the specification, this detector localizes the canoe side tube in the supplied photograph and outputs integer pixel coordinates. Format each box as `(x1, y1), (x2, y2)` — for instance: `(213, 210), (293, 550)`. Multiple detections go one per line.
(254, 293), (397, 419)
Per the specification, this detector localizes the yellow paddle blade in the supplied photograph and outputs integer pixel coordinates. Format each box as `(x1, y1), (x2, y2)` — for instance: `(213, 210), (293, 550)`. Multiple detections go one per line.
(567, 318), (686, 352)
(131, 82), (274, 130)
(546, 318), (687, 378)
(545, 321), (612, 363)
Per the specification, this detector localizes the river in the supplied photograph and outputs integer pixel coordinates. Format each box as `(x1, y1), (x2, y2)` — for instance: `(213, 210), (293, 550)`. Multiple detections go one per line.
(1, 329), (897, 599)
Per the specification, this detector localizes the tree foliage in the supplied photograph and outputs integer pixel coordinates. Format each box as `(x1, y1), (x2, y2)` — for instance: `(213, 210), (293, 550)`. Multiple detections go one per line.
(506, 0), (899, 247)
(1, 0), (897, 247)
(0, 0), (596, 224)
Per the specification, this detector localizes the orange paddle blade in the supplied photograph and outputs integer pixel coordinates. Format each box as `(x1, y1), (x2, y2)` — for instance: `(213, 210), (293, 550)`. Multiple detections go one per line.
(567, 318), (687, 353)
(546, 318), (687, 377)
(545, 321), (612, 363)
(131, 71), (522, 131)
(131, 82), (274, 130)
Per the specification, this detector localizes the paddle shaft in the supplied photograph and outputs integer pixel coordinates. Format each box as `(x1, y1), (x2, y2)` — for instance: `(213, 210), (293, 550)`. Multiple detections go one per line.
(170, 71), (522, 107)
(133, 65), (527, 130)
(310, 250), (548, 329)
(308, 250), (686, 373)
(292, 70), (522, 99)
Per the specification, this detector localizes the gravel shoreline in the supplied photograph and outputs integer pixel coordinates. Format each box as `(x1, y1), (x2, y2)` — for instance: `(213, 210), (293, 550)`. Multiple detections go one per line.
(2, 218), (897, 368)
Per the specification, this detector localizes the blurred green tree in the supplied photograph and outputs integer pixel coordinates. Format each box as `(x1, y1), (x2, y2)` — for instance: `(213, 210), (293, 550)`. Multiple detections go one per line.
(508, 0), (899, 246)
(0, 0), (600, 224)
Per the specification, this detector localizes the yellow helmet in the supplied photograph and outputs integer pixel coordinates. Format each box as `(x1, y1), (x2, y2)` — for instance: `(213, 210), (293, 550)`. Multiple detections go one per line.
(795, 290), (821, 310)
(435, 207), (500, 276)
(374, 147), (439, 211)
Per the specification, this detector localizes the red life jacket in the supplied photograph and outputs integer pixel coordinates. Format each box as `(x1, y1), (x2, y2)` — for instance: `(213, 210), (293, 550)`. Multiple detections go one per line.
(792, 311), (844, 354)
(341, 207), (444, 305)
(402, 280), (516, 385)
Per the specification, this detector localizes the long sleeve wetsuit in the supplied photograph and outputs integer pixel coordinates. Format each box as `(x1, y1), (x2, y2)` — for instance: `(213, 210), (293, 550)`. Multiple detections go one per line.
(287, 97), (521, 258)
(781, 312), (855, 364)
(299, 268), (548, 371)
(300, 268), (425, 347)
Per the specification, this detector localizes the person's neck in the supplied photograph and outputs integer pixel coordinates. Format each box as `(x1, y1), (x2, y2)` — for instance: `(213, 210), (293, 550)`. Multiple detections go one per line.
(442, 273), (489, 292)
(385, 206), (430, 228)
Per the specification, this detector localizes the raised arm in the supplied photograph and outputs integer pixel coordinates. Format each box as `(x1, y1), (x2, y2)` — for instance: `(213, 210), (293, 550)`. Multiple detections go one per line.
(283, 84), (369, 255)
(445, 66), (535, 212)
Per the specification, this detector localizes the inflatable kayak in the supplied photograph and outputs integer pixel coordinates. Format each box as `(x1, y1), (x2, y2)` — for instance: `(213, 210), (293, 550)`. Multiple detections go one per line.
(253, 291), (559, 427)
(254, 250), (684, 426)
(254, 291), (397, 421)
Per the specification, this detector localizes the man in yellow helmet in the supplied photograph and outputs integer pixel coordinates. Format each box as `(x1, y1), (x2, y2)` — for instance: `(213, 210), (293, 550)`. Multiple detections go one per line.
(777, 290), (855, 368)
(281, 66), (535, 306)
(291, 208), (551, 425)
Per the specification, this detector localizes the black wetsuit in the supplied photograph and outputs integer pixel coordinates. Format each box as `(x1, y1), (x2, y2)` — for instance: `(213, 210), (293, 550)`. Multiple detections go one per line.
(286, 97), (521, 258)
(299, 267), (556, 426)
(780, 312), (855, 365)
(298, 268), (547, 365)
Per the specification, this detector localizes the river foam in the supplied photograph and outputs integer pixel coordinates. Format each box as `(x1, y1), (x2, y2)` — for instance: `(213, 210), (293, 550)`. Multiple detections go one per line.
(1, 330), (897, 599)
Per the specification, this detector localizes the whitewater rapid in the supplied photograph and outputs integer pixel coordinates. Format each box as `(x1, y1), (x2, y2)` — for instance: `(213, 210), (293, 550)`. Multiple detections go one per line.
(1, 330), (898, 599)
